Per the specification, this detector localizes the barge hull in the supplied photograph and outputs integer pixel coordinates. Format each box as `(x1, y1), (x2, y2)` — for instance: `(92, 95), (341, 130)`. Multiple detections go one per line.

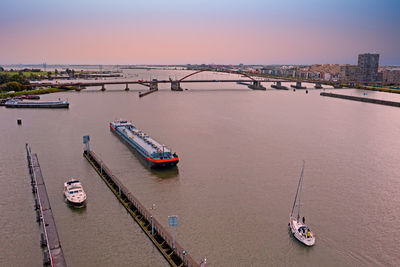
(5, 103), (69, 108)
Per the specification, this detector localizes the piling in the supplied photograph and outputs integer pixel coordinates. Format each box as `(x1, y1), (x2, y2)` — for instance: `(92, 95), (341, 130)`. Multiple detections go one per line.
(26, 144), (67, 267)
(83, 149), (199, 267)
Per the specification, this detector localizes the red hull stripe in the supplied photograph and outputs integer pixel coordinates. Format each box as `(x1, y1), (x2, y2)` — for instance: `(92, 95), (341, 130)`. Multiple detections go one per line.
(110, 125), (116, 131)
(147, 157), (179, 163)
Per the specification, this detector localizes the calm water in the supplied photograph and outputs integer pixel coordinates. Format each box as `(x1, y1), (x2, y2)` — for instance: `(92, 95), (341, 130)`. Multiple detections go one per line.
(1, 70), (400, 266)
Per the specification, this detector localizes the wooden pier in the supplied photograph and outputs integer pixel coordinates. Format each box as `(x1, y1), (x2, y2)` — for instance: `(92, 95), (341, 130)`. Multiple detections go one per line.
(26, 144), (67, 267)
(83, 149), (199, 267)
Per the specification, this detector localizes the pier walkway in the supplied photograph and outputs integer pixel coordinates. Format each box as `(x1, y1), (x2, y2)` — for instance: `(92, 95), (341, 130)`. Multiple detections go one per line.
(26, 144), (67, 267)
(320, 92), (400, 107)
(83, 148), (199, 267)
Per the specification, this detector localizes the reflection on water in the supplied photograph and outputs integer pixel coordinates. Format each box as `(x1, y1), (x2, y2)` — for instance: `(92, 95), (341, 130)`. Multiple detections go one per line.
(150, 166), (179, 179)
(65, 201), (87, 213)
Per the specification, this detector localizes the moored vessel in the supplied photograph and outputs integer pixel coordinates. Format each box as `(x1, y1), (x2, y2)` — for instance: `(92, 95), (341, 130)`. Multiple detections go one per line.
(289, 161), (316, 246)
(64, 179), (87, 207)
(110, 120), (179, 168)
(4, 98), (69, 108)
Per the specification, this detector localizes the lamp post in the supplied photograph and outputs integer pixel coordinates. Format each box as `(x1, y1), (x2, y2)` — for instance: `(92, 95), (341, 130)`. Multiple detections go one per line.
(83, 135), (90, 153)
(151, 204), (155, 235)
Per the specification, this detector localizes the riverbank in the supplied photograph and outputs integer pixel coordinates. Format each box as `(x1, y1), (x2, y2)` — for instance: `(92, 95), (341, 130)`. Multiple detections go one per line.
(0, 86), (77, 98)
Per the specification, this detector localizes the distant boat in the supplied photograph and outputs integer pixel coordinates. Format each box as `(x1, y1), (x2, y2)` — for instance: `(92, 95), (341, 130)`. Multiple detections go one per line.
(289, 161), (316, 246)
(64, 179), (87, 207)
(15, 95), (41, 100)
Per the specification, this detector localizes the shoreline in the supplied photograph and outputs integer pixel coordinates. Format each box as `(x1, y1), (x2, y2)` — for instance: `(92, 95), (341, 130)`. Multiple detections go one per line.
(0, 86), (77, 99)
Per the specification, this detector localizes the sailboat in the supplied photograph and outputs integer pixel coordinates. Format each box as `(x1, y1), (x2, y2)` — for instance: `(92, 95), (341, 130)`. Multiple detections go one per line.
(289, 161), (316, 246)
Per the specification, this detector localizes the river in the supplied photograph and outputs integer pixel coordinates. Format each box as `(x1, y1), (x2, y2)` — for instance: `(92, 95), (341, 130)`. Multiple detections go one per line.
(1, 69), (399, 266)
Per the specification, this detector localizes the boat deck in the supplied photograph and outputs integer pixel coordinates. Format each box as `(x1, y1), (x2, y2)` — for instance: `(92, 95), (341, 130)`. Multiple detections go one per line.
(113, 122), (172, 157)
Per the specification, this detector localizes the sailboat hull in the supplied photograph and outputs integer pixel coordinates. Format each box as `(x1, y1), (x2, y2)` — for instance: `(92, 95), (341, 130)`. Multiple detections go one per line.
(289, 217), (315, 246)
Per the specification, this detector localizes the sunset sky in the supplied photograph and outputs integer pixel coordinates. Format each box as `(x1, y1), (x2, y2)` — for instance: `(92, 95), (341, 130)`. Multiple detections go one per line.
(1, 0), (399, 65)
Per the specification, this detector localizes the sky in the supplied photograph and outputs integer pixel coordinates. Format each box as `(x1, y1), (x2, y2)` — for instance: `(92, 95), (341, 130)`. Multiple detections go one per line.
(1, 0), (399, 65)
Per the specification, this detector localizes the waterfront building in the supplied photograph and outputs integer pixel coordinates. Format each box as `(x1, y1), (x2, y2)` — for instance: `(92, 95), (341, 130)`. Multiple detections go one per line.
(356, 53), (380, 82)
(382, 69), (400, 84)
(340, 64), (358, 81)
(339, 53), (381, 82)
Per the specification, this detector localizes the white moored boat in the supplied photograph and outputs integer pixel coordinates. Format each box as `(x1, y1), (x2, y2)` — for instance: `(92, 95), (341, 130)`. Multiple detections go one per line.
(289, 161), (316, 246)
(64, 179), (87, 207)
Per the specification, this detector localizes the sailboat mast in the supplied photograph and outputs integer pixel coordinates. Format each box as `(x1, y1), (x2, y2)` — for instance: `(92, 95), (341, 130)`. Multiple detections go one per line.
(297, 161), (305, 220)
(290, 161), (305, 219)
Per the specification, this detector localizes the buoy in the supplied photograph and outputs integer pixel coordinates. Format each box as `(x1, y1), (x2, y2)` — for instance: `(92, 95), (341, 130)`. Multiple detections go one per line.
(17, 119), (22, 125)
(306, 90), (308, 94)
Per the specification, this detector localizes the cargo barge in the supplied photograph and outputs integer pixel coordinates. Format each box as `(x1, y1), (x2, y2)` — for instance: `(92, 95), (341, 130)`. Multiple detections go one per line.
(110, 120), (179, 168)
(4, 99), (69, 108)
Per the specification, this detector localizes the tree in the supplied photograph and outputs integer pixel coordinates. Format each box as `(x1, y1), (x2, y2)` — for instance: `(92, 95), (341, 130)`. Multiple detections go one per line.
(0, 66), (4, 72)
(4, 81), (25, 92)
(9, 74), (29, 85)
(55, 69), (59, 76)
(0, 73), (8, 84)
(47, 71), (52, 79)
(66, 68), (72, 78)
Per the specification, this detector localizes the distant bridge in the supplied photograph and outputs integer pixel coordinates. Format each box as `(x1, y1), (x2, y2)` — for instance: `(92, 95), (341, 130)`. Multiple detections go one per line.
(29, 69), (367, 91)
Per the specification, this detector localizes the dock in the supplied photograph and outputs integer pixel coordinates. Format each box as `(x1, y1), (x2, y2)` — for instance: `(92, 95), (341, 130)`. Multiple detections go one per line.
(139, 88), (158, 97)
(26, 144), (67, 267)
(320, 92), (400, 107)
(83, 148), (199, 267)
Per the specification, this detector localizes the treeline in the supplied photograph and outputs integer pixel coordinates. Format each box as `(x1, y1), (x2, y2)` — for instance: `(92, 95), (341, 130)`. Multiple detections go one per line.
(0, 71), (30, 92)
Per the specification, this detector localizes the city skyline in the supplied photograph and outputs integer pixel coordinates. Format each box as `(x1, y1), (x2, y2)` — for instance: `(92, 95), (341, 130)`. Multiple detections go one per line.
(1, 0), (399, 65)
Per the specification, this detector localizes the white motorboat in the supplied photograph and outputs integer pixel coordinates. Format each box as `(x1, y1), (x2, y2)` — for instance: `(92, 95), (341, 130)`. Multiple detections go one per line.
(289, 161), (315, 246)
(64, 179), (87, 207)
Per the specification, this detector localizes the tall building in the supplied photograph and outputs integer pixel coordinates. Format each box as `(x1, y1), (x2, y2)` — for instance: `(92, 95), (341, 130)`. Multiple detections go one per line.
(357, 53), (379, 82)
(339, 53), (381, 82)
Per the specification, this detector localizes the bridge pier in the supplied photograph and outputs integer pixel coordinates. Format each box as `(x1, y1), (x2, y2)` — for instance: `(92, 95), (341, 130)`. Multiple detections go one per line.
(125, 83), (129, 91)
(271, 81), (288, 90)
(248, 81), (266, 90)
(314, 82), (322, 89)
(101, 84), (106, 91)
(333, 82), (342, 89)
(291, 81), (306, 89)
(171, 81), (183, 91)
(150, 79), (158, 91)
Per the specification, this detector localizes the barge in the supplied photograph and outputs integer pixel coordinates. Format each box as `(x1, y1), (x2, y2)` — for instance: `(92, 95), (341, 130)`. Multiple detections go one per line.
(110, 120), (179, 168)
(4, 99), (69, 108)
